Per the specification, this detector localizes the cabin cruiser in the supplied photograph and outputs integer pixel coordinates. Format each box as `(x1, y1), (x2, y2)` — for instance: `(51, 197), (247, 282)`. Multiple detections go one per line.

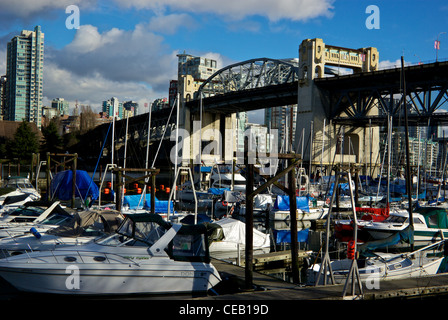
(362, 207), (448, 248)
(0, 176), (40, 212)
(0, 201), (72, 227)
(0, 213), (221, 295)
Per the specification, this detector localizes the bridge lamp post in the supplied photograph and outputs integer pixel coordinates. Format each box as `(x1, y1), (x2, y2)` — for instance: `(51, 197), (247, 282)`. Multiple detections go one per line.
(436, 32), (446, 62)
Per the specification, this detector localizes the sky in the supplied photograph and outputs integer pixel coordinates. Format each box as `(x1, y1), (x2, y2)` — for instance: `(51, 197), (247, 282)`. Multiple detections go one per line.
(0, 0), (447, 123)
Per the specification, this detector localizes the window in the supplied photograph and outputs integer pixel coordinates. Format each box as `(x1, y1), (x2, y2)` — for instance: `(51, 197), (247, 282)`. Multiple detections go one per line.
(427, 214), (439, 228)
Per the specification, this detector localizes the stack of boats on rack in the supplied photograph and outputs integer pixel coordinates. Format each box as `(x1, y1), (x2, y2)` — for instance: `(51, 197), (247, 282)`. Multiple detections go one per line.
(268, 195), (328, 221)
(176, 171), (247, 213)
(0, 213), (221, 295)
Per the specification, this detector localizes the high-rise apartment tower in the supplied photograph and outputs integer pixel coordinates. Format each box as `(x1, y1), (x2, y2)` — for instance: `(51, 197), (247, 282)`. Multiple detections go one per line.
(6, 26), (44, 128)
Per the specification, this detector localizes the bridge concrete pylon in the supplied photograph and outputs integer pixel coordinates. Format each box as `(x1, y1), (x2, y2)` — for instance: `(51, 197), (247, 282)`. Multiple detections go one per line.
(296, 38), (381, 175)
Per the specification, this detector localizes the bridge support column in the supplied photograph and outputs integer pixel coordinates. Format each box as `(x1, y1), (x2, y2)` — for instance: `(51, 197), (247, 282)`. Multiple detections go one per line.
(295, 38), (381, 178)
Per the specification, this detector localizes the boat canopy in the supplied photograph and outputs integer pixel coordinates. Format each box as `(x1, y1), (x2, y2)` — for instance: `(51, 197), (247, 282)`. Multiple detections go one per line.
(118, 213), (214, 262)
(211, 218), (270, 248)
(274, 195), (310, 212)
(50, 170), (99, 201)
(47, 209), (123, 237)
(415, 207), (448, 229)
(358, 225), (414, 253)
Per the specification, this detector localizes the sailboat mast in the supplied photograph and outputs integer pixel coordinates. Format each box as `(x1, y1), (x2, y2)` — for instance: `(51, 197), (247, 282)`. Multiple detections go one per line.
(402, 56), (414, 251)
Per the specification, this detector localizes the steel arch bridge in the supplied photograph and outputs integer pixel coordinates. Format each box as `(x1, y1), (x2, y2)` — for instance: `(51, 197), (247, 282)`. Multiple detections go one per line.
(196, 57), (299, 98)
(187, 57), (338, 113)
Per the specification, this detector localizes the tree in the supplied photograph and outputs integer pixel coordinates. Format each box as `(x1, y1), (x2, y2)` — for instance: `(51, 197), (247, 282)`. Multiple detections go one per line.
(8, 121), (39, 161)
(80, 105), (98, 133)
(41, 121), (63, 153)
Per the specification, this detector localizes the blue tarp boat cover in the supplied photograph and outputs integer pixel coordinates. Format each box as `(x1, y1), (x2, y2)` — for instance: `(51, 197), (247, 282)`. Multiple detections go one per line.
(123, 194), (174, 213)
(359, 225), (414, 252)
(50, 170), (99, 201)
(274, 228), (309, 244)
(208, 188), (230, 195)
(274, 195), (310, 212)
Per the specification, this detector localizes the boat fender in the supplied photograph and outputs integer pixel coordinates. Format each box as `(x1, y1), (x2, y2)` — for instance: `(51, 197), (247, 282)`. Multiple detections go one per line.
(30, 227), (41, 239)
(347, 240), (356, 260)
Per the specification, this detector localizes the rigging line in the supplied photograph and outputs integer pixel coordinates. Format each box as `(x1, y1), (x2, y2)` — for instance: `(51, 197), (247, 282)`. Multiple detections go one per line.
(85, 121), (113, 205)
(323, 125), (343, 199)
(151, 97), (176, 168)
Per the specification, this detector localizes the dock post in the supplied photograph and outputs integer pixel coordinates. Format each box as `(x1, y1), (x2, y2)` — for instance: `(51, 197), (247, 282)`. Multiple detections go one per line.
(244, 138), (254, 291)
(288, 162), (300, 283)
(116, 168), (123, 211)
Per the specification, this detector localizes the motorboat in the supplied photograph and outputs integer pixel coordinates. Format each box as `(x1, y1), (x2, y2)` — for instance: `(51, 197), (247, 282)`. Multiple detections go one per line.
(333, 206), (406, 242)
(0, 201), (73, 228)
(208, 217), (270, 254)
(0, 213), (221, 295)
(1, 176), (40, 200)
(0, 176), (41, 212)
(0, 209), (123, 258)
(308, 240), (446, 285)
(0, 202), (75, 238)
(238, 193), (273, 217)
(0, 193), (40, 214)
(362, 207), (448, 248)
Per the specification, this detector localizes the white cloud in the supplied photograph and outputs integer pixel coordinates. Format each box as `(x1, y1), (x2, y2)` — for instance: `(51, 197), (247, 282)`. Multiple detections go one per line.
(148, 13), (197, 35)
(112, 0), (335, 22)
(41, 23), (183, 113)
(43, 59), (155, 114)
(378, 59), (412, 70)
(0, 0), (96, 20)
(53, 23), (177, 91)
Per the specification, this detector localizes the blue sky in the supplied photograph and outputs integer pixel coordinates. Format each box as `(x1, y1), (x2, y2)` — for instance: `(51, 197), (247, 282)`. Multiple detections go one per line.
(0, 0), (447, 120)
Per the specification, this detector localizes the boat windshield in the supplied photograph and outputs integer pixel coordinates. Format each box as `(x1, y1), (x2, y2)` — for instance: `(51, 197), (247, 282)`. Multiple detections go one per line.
(97, 216), (168, 247)
(385, 215), (407, 224)
(38, 213), (72, 226)
(7, 206), (45, 217)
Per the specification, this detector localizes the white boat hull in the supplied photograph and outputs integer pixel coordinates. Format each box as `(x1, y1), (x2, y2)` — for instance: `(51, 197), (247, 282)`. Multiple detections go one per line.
(309, 256), (444, 285)
(0, 250), (221, 295)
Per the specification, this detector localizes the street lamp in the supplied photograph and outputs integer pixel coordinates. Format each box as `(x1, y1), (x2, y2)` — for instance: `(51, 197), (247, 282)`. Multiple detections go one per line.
(436, 31), (446, 62)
